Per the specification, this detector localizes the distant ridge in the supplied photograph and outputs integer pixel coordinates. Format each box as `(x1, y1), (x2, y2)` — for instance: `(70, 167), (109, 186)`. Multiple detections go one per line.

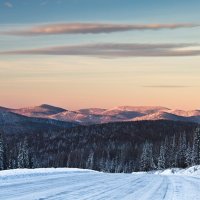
(1, 104), (200, 125)
(10, 104), (67, 118)
(0, 107), (77, 134)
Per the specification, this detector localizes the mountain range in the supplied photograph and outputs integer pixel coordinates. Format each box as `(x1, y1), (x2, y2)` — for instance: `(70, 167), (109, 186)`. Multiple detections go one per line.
(0, 105), (77, 134)
(1, 104), (200, 127)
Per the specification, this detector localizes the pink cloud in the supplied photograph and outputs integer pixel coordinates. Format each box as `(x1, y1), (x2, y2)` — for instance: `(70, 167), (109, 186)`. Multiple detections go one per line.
(1, 43), (200, 57)
(2, 23), (199, 36)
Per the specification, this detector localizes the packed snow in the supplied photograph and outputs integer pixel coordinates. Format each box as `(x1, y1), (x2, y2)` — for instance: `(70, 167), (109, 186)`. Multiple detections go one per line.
(1, 166), (200, 200)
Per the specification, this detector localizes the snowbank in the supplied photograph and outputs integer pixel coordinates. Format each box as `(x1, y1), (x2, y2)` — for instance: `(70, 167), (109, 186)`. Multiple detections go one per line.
(178, 165), (200, 176)
(0, 168), (96, 178)
(1, 165), (200, 179)
(144, 165), (200, 176)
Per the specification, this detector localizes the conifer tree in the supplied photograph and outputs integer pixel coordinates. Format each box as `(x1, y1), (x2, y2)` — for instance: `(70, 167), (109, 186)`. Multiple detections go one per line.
(0, 134), (4, 170)
(140, 141), (154, 171)
(192, 127), (200, 165)
(185, 142), (192, 167)
(169, 135), (177, 167)
(17, 138), (30, 168)
(178, 133), (187, 167)
(86, 151), (94, 169)
(158, 144), (165, 170)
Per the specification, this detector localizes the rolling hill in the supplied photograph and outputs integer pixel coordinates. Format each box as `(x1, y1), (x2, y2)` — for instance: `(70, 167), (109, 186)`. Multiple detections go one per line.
(2, 104), (199, 125)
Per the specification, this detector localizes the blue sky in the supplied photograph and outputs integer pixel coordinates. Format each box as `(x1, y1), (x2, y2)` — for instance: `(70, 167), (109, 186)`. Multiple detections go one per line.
(1, 0), (200, 24)
(0, 0), (200, 109)
(0, 0), (200, 51)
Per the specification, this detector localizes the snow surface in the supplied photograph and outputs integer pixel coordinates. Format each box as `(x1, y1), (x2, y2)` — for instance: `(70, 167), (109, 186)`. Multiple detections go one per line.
(148, 165), (200, 176)
(1, 166), (200, 200)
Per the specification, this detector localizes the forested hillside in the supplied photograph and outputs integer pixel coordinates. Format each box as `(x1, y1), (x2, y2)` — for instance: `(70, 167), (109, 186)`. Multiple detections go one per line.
(0, 120), (199, 172)
(0, 110), (77, 134)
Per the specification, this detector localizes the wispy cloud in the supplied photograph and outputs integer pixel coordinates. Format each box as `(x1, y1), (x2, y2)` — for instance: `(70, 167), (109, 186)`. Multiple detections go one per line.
(143, 85), (192, 88)
(1, 23), (199, 36)
(40, 0), (48, 6)
(4, 1), (13, 8)
(1, 43), (200, 58)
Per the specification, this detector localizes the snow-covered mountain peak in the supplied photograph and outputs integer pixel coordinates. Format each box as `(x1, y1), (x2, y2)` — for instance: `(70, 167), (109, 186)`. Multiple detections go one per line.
(169, 109), (200, 117)
(77, 108), (106, 115)
(102, 106), (169, 116)
(10, 104), (67, 118)
(1, 104), (200, 125)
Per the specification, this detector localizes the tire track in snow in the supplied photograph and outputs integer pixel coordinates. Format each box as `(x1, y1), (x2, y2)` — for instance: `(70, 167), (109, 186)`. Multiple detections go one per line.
(40, 174), (144, 200)
(79, 175), (146, 200)
(0, 172), (102, 200)
(1, 170), (200, 200)
(181, 176), (200, 200)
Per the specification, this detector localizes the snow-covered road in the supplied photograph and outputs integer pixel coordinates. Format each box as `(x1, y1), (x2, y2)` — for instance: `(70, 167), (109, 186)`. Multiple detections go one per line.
(0, 168), (200, 200)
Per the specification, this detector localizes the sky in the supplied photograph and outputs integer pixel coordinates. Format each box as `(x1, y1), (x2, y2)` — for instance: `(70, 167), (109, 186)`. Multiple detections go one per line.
(0, 0), (200, 110)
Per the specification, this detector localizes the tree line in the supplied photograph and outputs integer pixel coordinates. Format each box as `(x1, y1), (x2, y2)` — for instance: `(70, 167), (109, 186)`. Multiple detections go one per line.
(0, 120), (199, 172)
(140, 128), (200, 171)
